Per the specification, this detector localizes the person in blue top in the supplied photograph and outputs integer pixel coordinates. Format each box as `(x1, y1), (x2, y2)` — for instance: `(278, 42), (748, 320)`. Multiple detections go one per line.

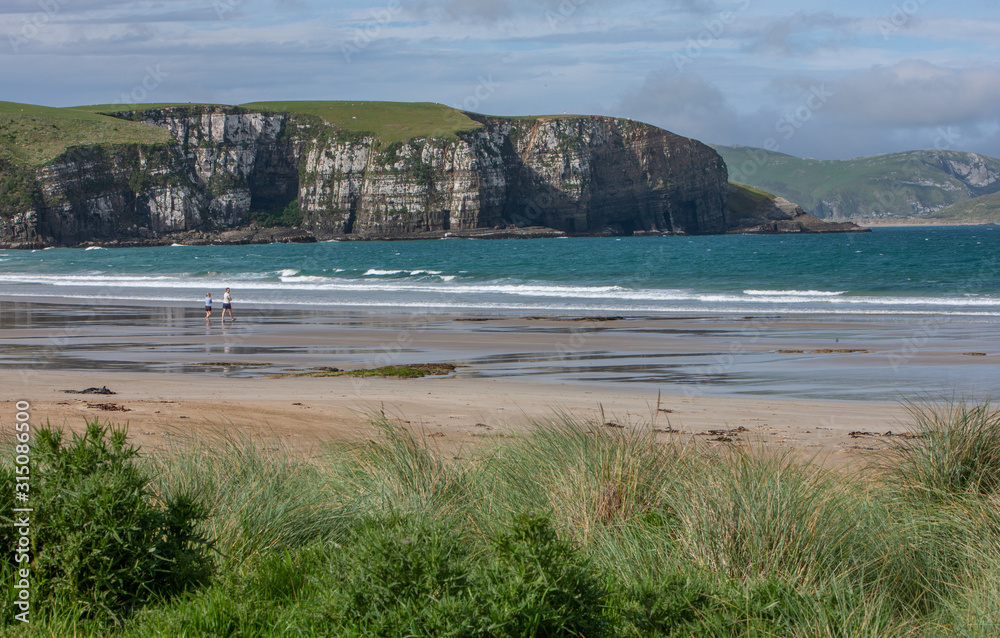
(204, 293), (212, 321)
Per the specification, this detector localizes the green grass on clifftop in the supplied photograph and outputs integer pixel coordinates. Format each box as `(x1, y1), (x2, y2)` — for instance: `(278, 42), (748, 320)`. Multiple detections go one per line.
(0, 102), (172, 166)
(70, 103), (218, 114)
(240, 101), (483, 144)
(727, 182), (776, 214)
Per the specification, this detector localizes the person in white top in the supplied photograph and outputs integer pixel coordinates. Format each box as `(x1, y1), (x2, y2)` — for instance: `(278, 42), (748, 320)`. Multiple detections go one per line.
(221, 287), (235, 322)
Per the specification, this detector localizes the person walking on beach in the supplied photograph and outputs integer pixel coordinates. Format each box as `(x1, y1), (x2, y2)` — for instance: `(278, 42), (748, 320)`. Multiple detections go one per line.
(221, 287), (235, 322)
(204, 293), (213, 321)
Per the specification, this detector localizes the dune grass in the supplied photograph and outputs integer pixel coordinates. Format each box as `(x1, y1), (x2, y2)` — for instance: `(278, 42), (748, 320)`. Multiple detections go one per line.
(882, 399), (1000, 497)
(6, 401), (1000, 636)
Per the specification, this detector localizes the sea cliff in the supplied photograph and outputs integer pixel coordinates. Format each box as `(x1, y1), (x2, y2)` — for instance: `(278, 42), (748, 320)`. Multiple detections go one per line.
(0, 102), (862, 247)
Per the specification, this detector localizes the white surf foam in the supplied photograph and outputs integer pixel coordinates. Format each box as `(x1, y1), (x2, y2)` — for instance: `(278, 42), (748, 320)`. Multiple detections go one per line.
(744, 289), (846, 297)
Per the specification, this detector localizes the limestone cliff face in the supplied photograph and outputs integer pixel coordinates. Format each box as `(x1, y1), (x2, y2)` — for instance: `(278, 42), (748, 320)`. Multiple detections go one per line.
(471, 116), (728, 235)
(27, 145), (204, 244)
(1, 106), (731, 245)
(291, 114), (729, 237)
(931, 151), (1000, 192)
(0, 108), (292, 244)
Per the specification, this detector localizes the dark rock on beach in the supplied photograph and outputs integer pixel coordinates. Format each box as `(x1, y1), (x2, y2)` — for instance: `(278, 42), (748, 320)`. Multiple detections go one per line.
(64, 386), (116, 395)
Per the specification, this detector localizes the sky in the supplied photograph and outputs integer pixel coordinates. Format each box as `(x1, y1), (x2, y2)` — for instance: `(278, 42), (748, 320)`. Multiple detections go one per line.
(2, 0), (1000, 160)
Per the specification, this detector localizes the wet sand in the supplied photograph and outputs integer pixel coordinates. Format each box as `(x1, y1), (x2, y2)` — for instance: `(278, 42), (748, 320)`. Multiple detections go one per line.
(2, 298), (998, 466)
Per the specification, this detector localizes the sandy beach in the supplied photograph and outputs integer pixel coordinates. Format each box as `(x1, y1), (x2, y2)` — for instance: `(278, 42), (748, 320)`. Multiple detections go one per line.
(3, 298), (997, 467)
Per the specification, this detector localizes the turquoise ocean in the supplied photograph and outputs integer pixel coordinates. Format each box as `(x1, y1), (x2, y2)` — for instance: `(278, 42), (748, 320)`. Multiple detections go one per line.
(0, 226), (997, 317)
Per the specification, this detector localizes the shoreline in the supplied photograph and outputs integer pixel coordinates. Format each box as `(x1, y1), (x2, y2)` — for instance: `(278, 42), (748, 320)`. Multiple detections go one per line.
(0, 219), (876, 250)
(849, 218), (997, 227)
(2, 298), (997, 467)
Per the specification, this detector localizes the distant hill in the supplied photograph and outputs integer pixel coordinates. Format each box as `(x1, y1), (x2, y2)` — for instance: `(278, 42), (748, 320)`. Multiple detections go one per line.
(711, 145), (1000, 220)
(925, 191), (1000, 224)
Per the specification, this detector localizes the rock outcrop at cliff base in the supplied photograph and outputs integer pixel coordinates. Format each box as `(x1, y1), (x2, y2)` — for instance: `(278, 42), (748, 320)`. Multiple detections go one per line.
(724, 184), (869, 234)
(1, 105), (737, 246)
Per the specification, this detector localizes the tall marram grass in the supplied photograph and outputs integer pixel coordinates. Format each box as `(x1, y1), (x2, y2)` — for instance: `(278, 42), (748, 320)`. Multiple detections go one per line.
(148, 430), (349, 563)
(472, 415), (684, 541)
(320, 418), (476, 522)
(883, 399), (1000, 497)
(8, 402), (1000, 636)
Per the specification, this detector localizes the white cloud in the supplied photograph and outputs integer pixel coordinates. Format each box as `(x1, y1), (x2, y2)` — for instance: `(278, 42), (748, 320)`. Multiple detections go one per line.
(741, 11), (858, 55)
(615, 70), (744, 140)
(825, 60), (1000, 127)
(4, 0), (1000, 160)
(412, 0), (708, 24)
(614, 61), (1000, 160)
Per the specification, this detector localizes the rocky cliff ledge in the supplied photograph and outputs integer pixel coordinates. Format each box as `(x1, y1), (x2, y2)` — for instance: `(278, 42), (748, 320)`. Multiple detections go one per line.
(724, 183), (869, 234)
(0, 103), (856, 246)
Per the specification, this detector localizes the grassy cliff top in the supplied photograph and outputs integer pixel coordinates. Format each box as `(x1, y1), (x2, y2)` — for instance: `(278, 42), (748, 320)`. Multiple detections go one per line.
(69, 103), (222, 113)
(727, 182), (776, 210)
(1, 100), (484, 166)
(1, 101), (644, 167)
(502, 114), (595, 121)
(75, 100), (485, 144)
(0, 101), (172, 166)
(726, 182), (780, 223)
(239, 101), (482, 144)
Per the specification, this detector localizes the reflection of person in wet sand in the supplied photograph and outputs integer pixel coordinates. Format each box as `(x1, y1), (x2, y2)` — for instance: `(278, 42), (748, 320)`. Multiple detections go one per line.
(221, 287), (235, 322)
(204, 293), (212, 321)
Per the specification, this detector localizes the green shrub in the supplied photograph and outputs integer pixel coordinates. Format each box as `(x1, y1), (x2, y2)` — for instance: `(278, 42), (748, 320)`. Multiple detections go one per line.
(330, 516), (475, 636)
(478, 511), (610, 637)
(23, 420), (211, 624)
(248, 200), (303, 227)
(323, 511), (610, 638)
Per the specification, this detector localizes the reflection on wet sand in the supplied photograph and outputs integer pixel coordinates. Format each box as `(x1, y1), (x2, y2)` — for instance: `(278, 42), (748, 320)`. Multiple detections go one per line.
(1, 299), (998, 402)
